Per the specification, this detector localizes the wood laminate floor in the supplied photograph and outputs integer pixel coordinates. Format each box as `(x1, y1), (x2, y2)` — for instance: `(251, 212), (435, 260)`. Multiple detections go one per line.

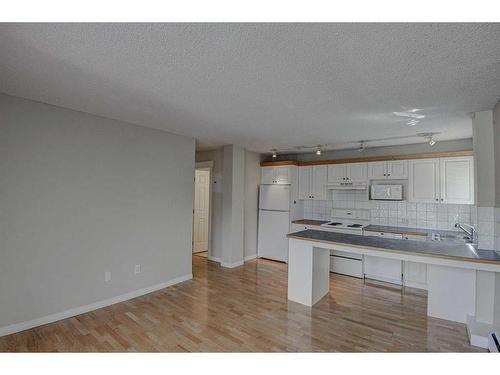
(0, 256), (483, 352)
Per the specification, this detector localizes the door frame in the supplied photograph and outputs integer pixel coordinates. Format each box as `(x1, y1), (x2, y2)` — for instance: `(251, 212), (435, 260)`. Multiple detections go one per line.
(194, 161), (213, 258)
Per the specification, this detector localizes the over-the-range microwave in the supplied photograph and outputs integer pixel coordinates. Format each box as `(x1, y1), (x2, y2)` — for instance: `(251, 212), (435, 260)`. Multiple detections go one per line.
(370, 184), (403, 201)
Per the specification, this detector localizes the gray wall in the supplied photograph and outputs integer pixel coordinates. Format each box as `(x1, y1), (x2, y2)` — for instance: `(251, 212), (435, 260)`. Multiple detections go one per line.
(0, 94), (195, 329)
(266, 138), (473, 162)
(195, 147), (261, 262)
(244, 150), (261, 258)
(494, 101), (500, 207)
(473, 111), (496, 207)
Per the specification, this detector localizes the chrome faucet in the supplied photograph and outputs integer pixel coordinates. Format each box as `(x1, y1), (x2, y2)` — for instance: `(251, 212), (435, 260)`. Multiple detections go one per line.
(454, 222), (475, 242)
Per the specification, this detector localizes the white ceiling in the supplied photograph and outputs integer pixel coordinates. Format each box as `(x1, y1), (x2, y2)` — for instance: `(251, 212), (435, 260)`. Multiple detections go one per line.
(1, 23), (500, 153)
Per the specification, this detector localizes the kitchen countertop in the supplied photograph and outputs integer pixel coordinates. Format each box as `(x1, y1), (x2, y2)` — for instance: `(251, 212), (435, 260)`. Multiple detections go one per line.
(287, 229), (500, 264)
(291, 219), (329, 226)
(363, 224), (462, 237)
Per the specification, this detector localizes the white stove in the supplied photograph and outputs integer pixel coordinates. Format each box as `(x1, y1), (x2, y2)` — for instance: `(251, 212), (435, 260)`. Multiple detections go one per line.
(320, 221), (366, 232)
(320, 209), (369, 234)
(320, 209), (369, 278)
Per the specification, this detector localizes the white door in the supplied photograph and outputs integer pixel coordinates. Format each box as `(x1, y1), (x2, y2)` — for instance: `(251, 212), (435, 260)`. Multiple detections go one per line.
(258, 210), (290, 262)
(439, 157), (474, 204)
(327, 164), (346, 183)
(311, 166), (328, 200)
(261, 167), (275, 184)
(368, 161), (387, 180)
(347, 163), (367, 183)
(193, 169), (210, 253)
(298, 167), (312, 200)
(387, 160), (408, 179)
(274, 166), (291, 184)
(408, 159), (440, 203)
(259, 185), (290, 211)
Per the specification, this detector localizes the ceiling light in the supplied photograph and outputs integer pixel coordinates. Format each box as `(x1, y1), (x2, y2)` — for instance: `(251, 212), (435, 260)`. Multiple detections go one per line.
(315, 146), (322, 156)
(428, 137), (436, 146)
(271, 149), (277, 158)
(393, 111), (425, 119)
(358, 142), (365, 152)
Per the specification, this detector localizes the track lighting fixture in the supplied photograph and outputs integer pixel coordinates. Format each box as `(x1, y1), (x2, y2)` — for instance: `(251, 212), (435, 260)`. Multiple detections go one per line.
(315, 146), (322, 156)
(417, 132), (439, 147)
(271, 149), (277, 158)
(358, 142), (365, 152)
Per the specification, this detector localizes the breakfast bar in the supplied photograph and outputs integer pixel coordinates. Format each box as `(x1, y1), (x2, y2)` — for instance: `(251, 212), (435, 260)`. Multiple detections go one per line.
(287, 229), (500, 348)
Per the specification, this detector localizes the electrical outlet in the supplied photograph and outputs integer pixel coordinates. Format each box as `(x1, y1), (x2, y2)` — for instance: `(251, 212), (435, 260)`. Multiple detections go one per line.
(105, 271), (112, 282)
(134, 264), (141, 274)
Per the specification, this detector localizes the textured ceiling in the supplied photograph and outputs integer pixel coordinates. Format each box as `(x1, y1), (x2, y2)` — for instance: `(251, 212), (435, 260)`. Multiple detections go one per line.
(1, 23), (500, 153)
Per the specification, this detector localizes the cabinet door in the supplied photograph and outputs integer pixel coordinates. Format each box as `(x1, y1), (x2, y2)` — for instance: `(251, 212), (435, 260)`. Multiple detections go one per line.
(311, 166), (328, 200)
(404, 261), (427, 290)
(439, 157), (474, 204)
(368, 161), (387, 180)
(327, 164), (346, 183)
(387, 160), (408, 179)
(274, 166), (291, 184)
(261, 167), (275, 184)
(298, 167), (312, 200)
(347, 163), (367, 182)
(408, 159), (440, 203)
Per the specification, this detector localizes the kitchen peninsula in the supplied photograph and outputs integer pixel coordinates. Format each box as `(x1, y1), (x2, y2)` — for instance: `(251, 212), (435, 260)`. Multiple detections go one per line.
(287, 229), (500, 348)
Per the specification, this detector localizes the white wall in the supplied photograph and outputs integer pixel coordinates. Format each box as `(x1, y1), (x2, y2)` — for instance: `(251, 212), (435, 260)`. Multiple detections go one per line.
(0, 94), (195, 330)
(244, 150), (261, 259)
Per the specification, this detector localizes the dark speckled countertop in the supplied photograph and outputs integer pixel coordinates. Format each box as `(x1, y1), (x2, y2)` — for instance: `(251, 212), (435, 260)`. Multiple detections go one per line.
(363, 225), (462, 238)
(287, 230), (500, 265)
(291, 219), (329, 226)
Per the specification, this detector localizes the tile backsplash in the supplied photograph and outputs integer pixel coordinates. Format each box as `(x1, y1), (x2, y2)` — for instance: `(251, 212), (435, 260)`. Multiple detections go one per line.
(302, 191), (500, 250)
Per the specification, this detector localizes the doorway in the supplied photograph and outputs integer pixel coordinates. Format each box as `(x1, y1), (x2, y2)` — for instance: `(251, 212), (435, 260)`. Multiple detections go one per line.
(193, 164), (212, 259)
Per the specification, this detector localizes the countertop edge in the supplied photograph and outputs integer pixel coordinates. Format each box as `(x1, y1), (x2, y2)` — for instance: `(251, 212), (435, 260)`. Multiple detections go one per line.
(287, 233), (500, 266)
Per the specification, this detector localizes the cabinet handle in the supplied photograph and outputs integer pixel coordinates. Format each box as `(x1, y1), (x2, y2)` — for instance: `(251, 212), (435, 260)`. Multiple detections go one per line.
(440, 198), (444, 201)
(435, 198), (439, 201)
(383, 174), (386, 176)
(388, 174), (391, 176)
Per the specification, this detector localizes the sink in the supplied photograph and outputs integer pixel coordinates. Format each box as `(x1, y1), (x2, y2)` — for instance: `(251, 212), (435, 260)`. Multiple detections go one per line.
(436, 234), (473, 244)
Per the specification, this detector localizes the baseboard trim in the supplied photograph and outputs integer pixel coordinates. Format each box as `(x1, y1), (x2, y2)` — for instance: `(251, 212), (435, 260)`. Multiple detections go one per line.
(244, 254), (257, 261)
(208, 256), (221, 263)
(220, 260), (244, 268)
(0, 273), (193, 338)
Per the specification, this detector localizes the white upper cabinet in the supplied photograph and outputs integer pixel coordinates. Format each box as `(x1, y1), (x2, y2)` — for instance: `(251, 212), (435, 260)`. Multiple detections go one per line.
(327, 163), (367, 183)
(408, 157), (474, 204)
(261, 167), (276, 184)
(327, 164), (346, 183)
(387, 160), (408, 179)
(298, 166), (327, 200)
(298, 166), (312, 200)
(439, 156), (474, 204)
(347, 163), (368, 182)
(311, 165), (328, 200)
(408, 159), (440, 203)
(261, 166), (291, 184)
(368, 161), (386, 179)
(368, 160), (408, 180)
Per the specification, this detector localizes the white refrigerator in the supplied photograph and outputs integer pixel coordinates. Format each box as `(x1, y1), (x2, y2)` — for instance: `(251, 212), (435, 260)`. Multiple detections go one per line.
(257, 185), (291, 262)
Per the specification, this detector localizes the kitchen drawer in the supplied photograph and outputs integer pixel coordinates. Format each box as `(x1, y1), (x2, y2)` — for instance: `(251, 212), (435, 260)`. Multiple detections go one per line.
(363, 230), (403, 239)
(403, 234), (427, 241)
(330, 256), (363, 278)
